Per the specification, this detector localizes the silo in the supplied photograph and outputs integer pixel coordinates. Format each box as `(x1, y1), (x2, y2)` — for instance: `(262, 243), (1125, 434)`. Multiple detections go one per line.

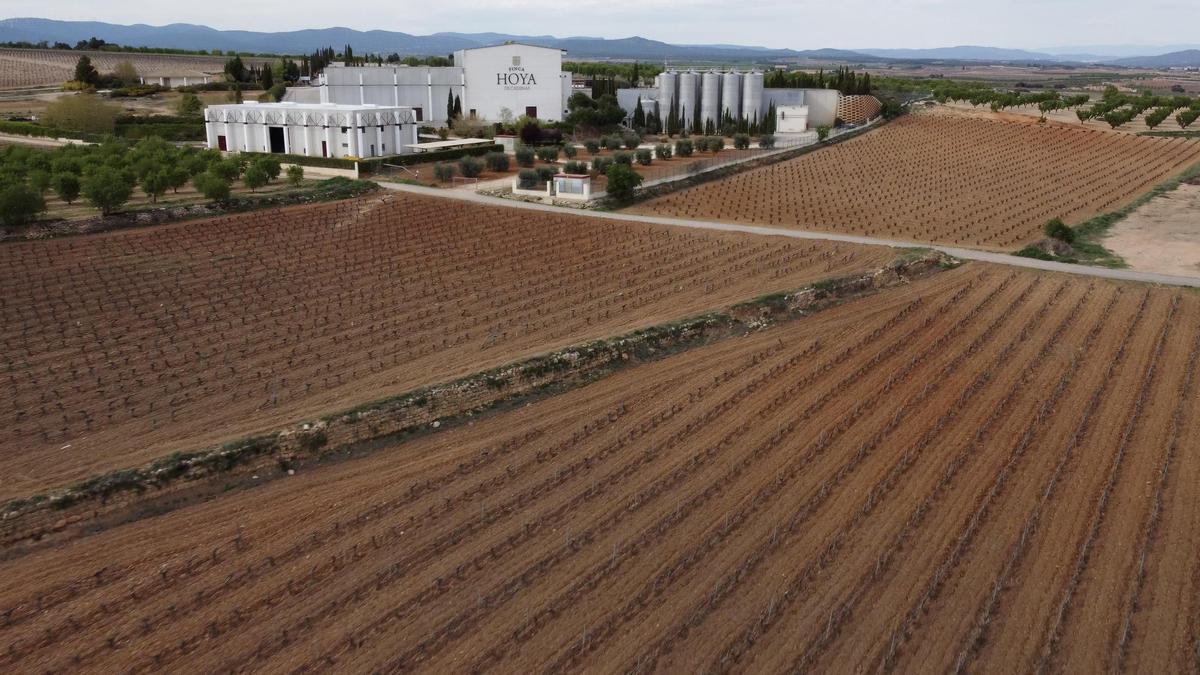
(742, 70), (764, 124)
(721, 71), (742, 122)
(657, 71), (677, 115)
(700, 70), (722, 129)
(678, 71), (699, 131)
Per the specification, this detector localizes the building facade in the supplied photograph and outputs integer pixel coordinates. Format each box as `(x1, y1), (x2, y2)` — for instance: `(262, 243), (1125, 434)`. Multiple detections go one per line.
(203, 101), (418, 159)
(313, 44), (572, 124)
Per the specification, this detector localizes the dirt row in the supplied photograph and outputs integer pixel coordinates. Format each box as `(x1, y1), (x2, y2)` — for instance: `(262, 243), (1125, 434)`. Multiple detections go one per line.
(2, 264), (1196, 672)
(628, 109), (1200, 250)
(0, 192), (893, 501)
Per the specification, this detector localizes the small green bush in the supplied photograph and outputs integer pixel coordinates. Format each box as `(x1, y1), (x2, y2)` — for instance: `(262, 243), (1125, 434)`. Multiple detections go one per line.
(623, 133), (641, 150)
(536, 166), (556, 182)
(602, 135), (623, 151)
(561, 144), (578, 158)
(635, 148), (653, 165)
(535, 146), (560, 162)
(613, 151), (633, 166)
(1043, 218), (1076, 243)
(286, 164), (304, 186)
(605, 163), (644, 201)
(517, 168), (540, 189)
(458, 156), (484, 178)
(514, 147), (535, 167)
(562, 160), (589, 174)
(654, 143), (672, 159)
(733, 133), (751, 150)
(484, 151), (509, 172)
(591, 156), (613, 174)
(675, 139), (694, 157)
(584, 139), (601, 155)
(758, 135), (776, 149)
(706, 136), (724, 153)
(433, 163), (456, 182)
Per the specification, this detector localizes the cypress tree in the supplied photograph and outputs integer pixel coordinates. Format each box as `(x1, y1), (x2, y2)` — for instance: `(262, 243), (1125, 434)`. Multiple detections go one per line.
(692, 105), (702, 134)
(633, 96), (646, 128)
(447, 90), (455, 120)
(453, 94), (462, 118)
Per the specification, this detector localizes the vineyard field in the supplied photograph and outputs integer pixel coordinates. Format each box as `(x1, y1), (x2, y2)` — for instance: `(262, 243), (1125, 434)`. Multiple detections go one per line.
(0, 193), (891, 500)
(629, 111), (1200, 250)
(0, 48), (272, 89)
(2, 265), (1198, 672)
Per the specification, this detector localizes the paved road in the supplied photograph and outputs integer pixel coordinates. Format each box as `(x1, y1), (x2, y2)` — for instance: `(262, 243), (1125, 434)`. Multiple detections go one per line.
(378, 181), (1200, 289)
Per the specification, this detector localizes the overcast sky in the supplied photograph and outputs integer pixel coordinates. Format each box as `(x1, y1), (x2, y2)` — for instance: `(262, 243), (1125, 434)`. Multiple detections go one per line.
(5, 0), (1199, 50)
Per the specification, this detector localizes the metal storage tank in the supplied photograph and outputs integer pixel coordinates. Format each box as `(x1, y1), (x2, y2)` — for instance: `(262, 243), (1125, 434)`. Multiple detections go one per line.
(721, 71), (742, 121)
(657, 71), (677, 115)
(678, 71), (699, 130)
(742, 70), (764, 123)
(700, 70), (722, 128)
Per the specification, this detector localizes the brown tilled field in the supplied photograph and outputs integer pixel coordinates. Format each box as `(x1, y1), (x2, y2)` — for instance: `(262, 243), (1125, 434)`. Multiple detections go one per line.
(629, 111), (1200, 250)
(2, 265), (1198, 672)
(0, 193), (891, 500)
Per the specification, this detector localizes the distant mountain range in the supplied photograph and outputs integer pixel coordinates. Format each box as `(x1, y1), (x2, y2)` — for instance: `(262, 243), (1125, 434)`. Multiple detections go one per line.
(1, 18), (1198, 68)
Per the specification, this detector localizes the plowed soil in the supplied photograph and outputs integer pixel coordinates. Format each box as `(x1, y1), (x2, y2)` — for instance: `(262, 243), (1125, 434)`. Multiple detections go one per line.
(629, 110), (1200, 250)
(0, 192), (891, 500)
(3, 265), (1198, 672)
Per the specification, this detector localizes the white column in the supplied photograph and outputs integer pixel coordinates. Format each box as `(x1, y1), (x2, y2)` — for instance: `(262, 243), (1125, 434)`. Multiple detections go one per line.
(324, 113), (335, 158)
(359, 73), (365, 105)
(303, 119), (311, 156)
(349, 113), (360, 157)
(241, 120), (250, 152)
(393, 71), (399, 106)
(204, 118), (216, 148)
(427, 72), (434, 122)
(392, 113), (402, 156)
(262, 121), (270, 152)
(282, 123), (291, 154)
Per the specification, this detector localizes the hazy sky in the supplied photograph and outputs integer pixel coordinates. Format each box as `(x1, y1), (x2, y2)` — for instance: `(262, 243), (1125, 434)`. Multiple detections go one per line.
(5, 0), (1199, 50)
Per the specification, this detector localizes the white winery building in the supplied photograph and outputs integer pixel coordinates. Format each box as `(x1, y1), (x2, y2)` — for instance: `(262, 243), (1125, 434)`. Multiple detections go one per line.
(205, 43), (573, 158)
(203, 101), (418, 159)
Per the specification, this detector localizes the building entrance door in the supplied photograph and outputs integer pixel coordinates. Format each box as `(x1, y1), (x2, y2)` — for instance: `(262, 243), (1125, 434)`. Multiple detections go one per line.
(217, 135), (227, 151)
(525, 106), (537, 118)
(268, 126), (286, 153)
(321, 141), (328, 157)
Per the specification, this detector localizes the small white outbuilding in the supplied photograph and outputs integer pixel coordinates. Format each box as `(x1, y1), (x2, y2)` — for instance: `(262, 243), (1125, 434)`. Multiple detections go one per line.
(203, 101), (418, 159)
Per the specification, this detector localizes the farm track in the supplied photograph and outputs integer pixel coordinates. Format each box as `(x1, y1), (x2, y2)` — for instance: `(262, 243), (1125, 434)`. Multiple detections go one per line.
(0, 191), (892, 500)
(628, 110), (1200, 250)
(3, 264), (1200, 672)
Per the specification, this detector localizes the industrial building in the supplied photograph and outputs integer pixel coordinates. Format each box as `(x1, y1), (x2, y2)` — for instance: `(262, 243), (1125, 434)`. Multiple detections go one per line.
(297, 43), (573, 124)
(617, 69), (844, 132)
(203, 101), (418, 159)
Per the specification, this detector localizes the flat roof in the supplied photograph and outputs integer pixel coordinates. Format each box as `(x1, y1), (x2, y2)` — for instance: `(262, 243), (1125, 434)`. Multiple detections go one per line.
(404, 138), (494, 152)
(204, 102), (413, 112)
(459, 43), (567, 53)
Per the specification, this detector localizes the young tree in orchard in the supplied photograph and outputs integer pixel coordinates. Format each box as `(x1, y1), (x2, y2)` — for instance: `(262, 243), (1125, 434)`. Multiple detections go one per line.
(286, 164), (304, 186)
(52, 172), (81, 203)
(260, 66), (274, 91)
(82, 167), (133, 215)
(193, 172), (231, 201)
(141, 169), (171, 203)
(0, 183), (45, 227)
(243, 163), (268, 191)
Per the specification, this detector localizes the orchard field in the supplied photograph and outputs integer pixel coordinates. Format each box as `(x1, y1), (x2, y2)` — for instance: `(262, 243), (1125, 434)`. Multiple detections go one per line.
(0, 192), (891, 499)
(630, 111), (1200, 250)
(2, 265), (1198, 672)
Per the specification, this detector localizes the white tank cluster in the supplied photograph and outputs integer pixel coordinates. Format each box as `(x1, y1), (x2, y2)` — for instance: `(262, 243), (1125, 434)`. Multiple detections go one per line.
(656, 69), (765, 131)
